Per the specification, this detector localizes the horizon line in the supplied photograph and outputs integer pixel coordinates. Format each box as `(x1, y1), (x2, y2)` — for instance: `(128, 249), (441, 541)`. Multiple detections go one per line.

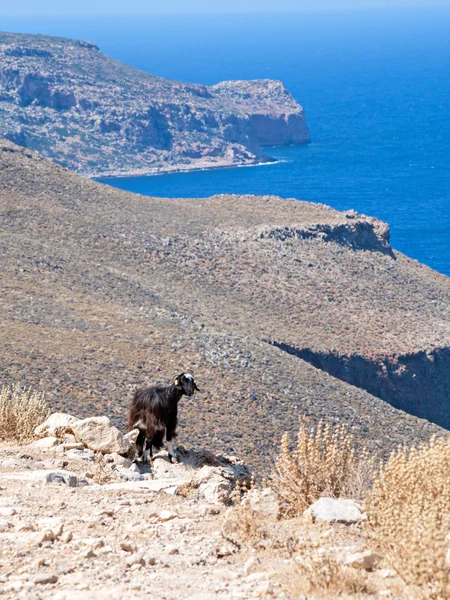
(3, 5), (450, 18)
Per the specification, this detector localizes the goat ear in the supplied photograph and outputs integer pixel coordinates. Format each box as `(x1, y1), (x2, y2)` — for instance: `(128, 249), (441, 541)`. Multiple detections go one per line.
(194, 382), (200, 392)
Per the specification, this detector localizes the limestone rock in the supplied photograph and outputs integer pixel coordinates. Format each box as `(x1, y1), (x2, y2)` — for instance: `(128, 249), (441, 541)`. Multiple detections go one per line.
(33, 574), (58, 585)
(124, 429), (139, 444)
(34, 412), (81, 438)
(117, 468), (142, 481)
(71, 416), (131, 455)
(248, 488), (279, 519)
(304, 498), (364, 525)
(45, 470), (84, 487)
(344, 550), (379, 571)
(106, 453), (132, 468)
(66, 448), (95, 461)
(29, 436), (59, 449)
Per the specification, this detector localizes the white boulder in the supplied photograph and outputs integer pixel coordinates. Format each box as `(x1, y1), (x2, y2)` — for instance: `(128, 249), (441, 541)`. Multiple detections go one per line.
(248, 488), (279, 519)
(344, 550), (378, 571)
(304, 498), (365, 525)
(71, 416), (131, 455)
(34, 413), (81, 438)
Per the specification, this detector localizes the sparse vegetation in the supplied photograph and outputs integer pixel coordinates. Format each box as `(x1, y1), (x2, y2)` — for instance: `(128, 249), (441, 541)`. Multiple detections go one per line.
(366, 436), (450, 599)
(272, 419), (375, 516)
(285, 542), (375, 598)
(0, 385), (50, 442)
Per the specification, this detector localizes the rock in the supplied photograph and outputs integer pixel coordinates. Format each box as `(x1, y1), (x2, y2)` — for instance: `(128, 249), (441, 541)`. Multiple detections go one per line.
(62, 531), (73, 543)
(344, 550), (379, 571)
(124, 429), (139, 444)
(247, 488), (279, 519)
(193, 466), (233, 504)
(71, 416), (131, 455)
(45, 470), (85, 487)
(81, 537), (105, 550)
(29, 436), (59, 449)
(35, 530), (56, 544)
(117, 468), (142, 481)
(107, 453), (132, 468)
(0, 507), (17, 516)
(120, 541), (137, 553)
(0, 519), (13, 532)
(156, 510), (177, 523)
(304, 498), (365, 525)
(243, 556), (261, 575)
(1, 458), (30, 470)
(125, 555), (145, 567)
(66, 448), (95, 461)
(35, 413), (80, 438)
(62, 442), (85, 451)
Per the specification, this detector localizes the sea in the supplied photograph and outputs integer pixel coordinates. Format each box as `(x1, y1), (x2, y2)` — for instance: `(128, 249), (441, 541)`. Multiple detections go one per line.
(3, 9), (450, 275)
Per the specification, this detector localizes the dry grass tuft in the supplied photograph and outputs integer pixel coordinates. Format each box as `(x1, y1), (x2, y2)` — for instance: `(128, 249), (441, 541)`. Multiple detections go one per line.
(0, 385), (50, 442)
(286, 547), (374, 598)
(272, 419), (374, 517)
(366, 435), (450, 599)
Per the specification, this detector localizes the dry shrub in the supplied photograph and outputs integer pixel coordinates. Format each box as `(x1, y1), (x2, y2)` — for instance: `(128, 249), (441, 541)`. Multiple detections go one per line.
(222, 481), (266, 547)
(366, 436), (450, 599)
(272, 419), (374, 516)
(286, 549), (374, 598)
(0, 385), (50, 442)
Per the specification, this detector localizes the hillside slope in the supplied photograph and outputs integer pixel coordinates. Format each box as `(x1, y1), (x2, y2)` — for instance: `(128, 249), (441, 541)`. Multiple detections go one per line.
(0, 32), (310, 177)
(1, 138), (449, 473)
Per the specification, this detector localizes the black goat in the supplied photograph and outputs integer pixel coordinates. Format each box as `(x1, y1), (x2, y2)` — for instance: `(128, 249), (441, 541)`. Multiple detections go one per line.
(127, 373), (199, 463)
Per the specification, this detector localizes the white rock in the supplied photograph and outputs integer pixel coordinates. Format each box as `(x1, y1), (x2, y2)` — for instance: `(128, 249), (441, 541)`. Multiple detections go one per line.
(380, 568), (396, 578)
(45, 471), (82, 487)
(29, 436), (59, 449)
(243, 556), (261, 575)
(34, 413), (80, 438)
(157, 510), (178, 523)
(71, 416), (131, 455)
(66, 448), (95, 461)
(344, 550), (378, 571)
(248, 488), (279, 519)
(0, 519), (13, 532)
(120, 541), (137, 553)
(107, 453), (132, 468)
(124, 429), (139, 444)
(193, 466), (233, 504)
(304, 498), (364, 524)
(33, 573), (58, 585)
(0, 507), (17, 517)
(80, 537), (105, 550)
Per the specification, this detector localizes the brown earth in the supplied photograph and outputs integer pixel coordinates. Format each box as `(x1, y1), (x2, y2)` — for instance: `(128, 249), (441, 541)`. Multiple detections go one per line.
(0, 443), (409, 600)
(1, 137), (450, 475)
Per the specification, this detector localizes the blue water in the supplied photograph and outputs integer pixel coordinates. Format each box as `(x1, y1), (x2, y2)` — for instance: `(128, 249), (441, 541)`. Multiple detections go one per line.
(3, 10), (450, 274)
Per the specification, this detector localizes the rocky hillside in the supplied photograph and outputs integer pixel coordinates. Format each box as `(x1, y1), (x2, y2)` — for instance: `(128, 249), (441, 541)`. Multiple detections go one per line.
(1, 137), (449, 474)
(0, 32), (310, 177)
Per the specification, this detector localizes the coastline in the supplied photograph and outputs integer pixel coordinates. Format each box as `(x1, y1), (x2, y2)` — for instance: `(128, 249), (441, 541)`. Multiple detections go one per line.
(92, 153), (292, 182)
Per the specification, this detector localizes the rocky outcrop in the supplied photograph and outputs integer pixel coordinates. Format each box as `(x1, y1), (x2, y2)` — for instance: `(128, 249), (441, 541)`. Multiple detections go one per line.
(0, 32), (310, 177)
(70, 416), (131, 455)
(269, 344), (450, 429)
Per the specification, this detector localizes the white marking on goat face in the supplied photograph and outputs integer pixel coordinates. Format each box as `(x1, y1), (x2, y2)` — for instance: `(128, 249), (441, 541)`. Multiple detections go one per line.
(184, 373), (193, 380)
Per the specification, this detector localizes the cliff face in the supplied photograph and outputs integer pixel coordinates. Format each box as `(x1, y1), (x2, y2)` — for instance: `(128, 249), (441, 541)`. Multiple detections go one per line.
(0, 33), (310, 177)
(2, 137), (450, 474)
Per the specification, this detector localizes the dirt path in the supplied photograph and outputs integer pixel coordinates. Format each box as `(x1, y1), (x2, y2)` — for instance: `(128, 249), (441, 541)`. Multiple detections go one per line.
(0, 445), (278, 600)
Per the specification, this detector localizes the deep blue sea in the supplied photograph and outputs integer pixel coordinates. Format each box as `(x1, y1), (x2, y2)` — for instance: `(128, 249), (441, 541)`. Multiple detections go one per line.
(3, 10), (450, 274)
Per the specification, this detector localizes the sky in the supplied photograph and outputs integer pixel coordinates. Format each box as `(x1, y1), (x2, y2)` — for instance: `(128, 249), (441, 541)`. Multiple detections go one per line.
(2, 0), (450, 16)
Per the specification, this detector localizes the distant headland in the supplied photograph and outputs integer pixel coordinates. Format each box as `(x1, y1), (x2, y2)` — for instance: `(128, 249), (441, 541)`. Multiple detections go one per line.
(0, 31), (310, 178)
